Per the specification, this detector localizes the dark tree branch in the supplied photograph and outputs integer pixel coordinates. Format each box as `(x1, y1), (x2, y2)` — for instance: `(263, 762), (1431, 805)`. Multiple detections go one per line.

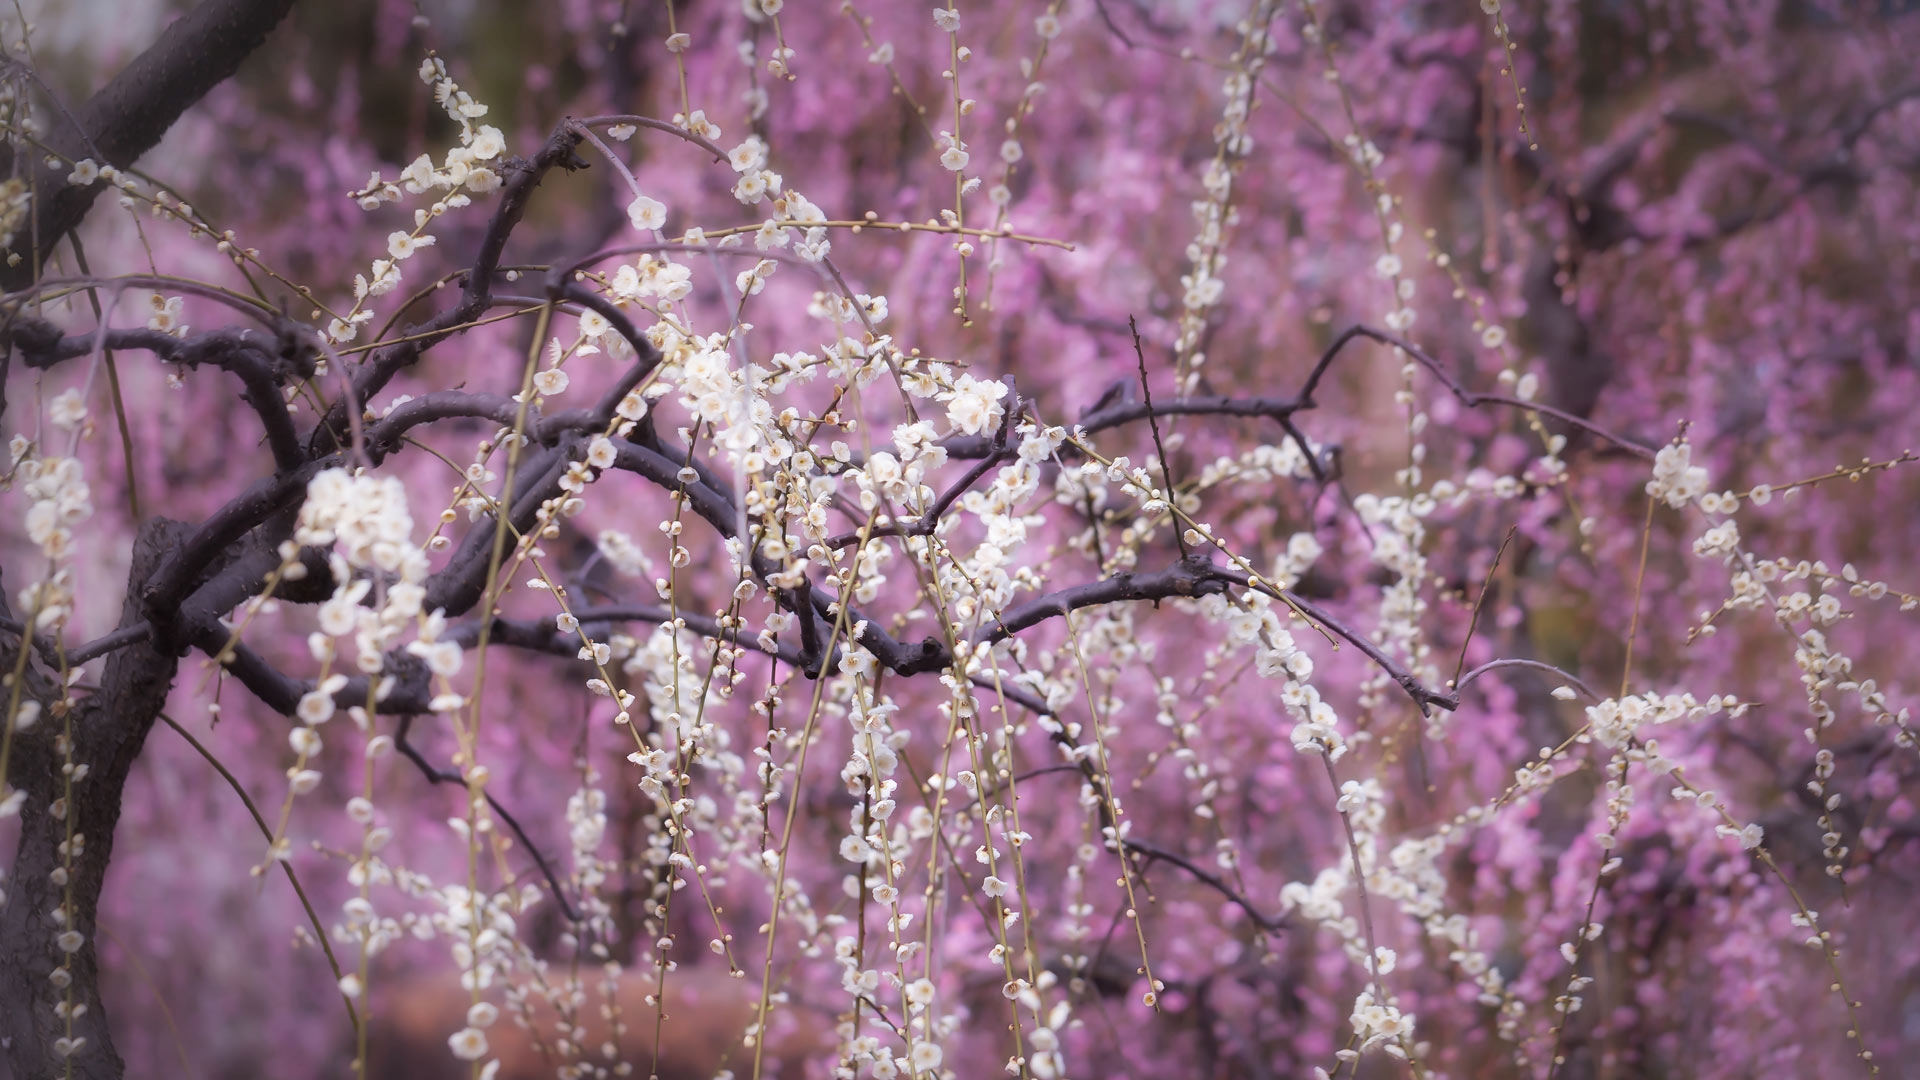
(423, 443), (576, 618)
(976, 558), (1232, 646)
(458, 604), (810, 674)
(391, 716), (582, 924)
(13, 322), (312, 471)
(825, 383), (1022, 551)
(1455, 658), (1600, 702)
(0, 0), (298, 290)
(145, 463), (331, 650)
(1124, 839), (1288, 933)
(940, 324), (1651, 462)
(7, 323), (188, 365)
(1174, 564), (1460, 716)
(314, 124), (591, 455)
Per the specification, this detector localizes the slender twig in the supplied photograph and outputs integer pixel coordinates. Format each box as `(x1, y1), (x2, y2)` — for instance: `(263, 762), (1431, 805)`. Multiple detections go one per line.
(392, 715), (584, 923)
(157, 712), (359, 1035)
(1131, 316), (1187, 556)
(1456, 658), (1601, 702)
(1451, 527), (1517, 688)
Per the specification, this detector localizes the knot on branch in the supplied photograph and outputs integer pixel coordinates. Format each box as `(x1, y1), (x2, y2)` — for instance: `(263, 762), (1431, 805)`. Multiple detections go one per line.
(893, 636), (950, 676)
(4, 314), (63, 358)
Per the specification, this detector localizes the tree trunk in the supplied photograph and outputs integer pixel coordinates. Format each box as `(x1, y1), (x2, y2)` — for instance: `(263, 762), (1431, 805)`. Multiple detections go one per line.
(2, 520), (184, 1079)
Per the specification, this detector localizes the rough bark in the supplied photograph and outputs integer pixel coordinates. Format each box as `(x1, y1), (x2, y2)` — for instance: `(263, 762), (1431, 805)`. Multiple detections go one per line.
(1, 519), (185, 1079)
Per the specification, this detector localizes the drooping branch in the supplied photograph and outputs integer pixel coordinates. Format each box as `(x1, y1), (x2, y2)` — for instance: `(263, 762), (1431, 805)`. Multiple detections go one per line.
(390, 715), (583, 924)
(1123, 839), (1288, 933)
(463, 604), (809, 673)
(422, 443), (578, 617)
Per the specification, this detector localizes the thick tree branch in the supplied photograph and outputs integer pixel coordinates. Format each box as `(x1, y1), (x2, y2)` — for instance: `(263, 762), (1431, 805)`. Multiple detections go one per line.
(977, 558), (1232, 645)
(1, 0), (297, 289)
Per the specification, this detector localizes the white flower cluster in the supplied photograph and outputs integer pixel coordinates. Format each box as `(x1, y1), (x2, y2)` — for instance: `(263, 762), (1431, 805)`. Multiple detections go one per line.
(619, 625), (727, 755)
(610, 252), (694, 304)
(295, 469), (452, 682)
(594, 529), (653, 577)
(560, 779), (625, 951)
(1192, 439), (1322, 491)
(682, 337), (779, 456)
(1208, 592), (1349, 757)
(1693, 518), (1740, 561)
(1352, 491), (1443, 734)
(1280, 866), (1357, 946)
(358, 57), (507, 210)
(1582, 691), (1721, 750)
(18, 453), (93, 565)
(1272, 532), (1324, 590)
(430, 883), (523, 996)
(1797, 624), (1914, 745)
(731, 153), (832, 262)
(297, 469), (422, 576)
(48, 389), (87, 431)
(940, 373), (1007, 435)
(333, 58), (501, 343)
(1013, 992), (1075, 1079)
(839, 695), (905, 823)
(1390, 844), (1515, 1013)
(146, 293), (188, 337)
(1349, 990), (1416, 1054)
(1714, 819), (1767, 850)
(1646, 441), (1710, 508)
(830, 805), (960, 1078)
(1172, 5), (1278, 382)
(1283, 848), (1425, 1068)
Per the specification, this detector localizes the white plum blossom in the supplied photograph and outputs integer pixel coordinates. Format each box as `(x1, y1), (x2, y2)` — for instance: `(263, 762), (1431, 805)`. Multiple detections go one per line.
(48, 389), (87, 431)
(1349, 990), (1414, 1052)
(1648, 441), (1710, 508)
(387, 231), (435, 260)
(627, 194), (667, 232)
(297, 470), (418, 574)
(729, 135), (768, 172)
(942, 374), (1007, 435)
(1584, 691), (1724, 750)
(910, 1041), (944, 1073)
(147, 294), (187, 337)
(587, 436), (618, 470)
(447, 1027), (488, 1060)
(533, 368), (570, 396)
(468, 125), (505, 160)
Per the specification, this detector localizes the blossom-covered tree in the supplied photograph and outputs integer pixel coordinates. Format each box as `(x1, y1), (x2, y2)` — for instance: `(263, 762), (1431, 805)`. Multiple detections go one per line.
(4, 1), (1920, 1079)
